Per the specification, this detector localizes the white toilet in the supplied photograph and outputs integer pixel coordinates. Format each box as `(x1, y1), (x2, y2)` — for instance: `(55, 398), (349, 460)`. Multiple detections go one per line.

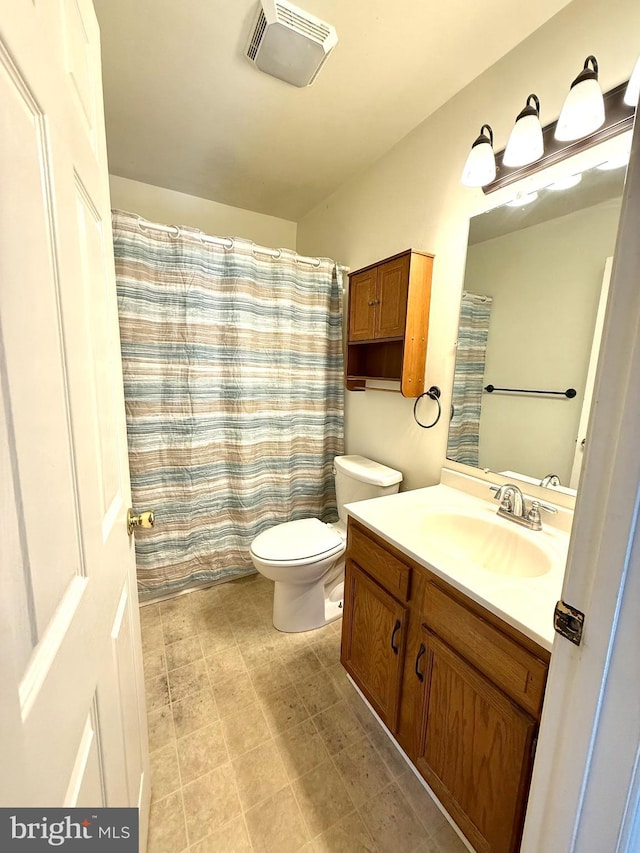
(250, 455), (403, 632)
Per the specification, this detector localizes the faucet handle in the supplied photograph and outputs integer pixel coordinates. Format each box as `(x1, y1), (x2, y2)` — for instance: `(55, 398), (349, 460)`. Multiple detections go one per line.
(527, 500), (558, 527)
(531, 500), (557, 514)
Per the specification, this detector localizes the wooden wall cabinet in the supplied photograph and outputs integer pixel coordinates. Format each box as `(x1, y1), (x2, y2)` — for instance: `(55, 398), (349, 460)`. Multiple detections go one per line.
(346, 249), (433, 396)
(341, 519), (550, 853)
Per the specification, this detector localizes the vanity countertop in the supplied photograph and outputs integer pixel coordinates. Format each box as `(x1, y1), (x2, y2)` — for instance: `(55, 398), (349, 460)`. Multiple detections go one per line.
(345, 480), (570, 652)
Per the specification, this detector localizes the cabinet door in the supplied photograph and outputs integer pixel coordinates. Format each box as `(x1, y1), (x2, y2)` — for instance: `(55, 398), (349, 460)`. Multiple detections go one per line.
(415, 631), (536, 853)
(375, 254), (410, 338)
(341, 560), (407, 732)
(348, 268), (377, 341)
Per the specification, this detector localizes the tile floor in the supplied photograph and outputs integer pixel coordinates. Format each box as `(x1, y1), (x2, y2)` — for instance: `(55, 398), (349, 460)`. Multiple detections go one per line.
(142, 573), (469, 853)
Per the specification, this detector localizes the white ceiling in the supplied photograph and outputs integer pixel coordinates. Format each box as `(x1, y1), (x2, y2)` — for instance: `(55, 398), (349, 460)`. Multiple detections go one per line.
(94, 0), (572, 221)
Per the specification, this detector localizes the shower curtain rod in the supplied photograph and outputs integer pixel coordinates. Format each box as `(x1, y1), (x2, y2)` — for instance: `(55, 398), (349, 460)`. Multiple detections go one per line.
(134, 215), (350, 273)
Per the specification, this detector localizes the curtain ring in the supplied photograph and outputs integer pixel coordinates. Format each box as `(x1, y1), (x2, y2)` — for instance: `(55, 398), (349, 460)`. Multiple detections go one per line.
(252, 244), (282, 260)
(137, 219), (180, 239)
(413, 386), (442, 429)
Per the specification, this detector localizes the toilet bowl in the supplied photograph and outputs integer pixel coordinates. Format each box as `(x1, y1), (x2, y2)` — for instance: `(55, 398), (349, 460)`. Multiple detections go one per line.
(250, 455), (402, 632)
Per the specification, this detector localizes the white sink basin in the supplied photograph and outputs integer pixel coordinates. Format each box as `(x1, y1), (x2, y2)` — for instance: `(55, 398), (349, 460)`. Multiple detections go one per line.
(418, 510), (554, 578)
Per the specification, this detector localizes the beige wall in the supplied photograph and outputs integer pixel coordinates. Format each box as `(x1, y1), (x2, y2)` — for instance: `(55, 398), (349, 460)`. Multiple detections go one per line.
(296, 0), (640, 491)
(109, 175), (297, 249)
(466, 198), (621, 484)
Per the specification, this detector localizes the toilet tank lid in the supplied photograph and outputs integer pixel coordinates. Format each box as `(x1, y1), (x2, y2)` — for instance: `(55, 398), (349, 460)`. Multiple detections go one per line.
(334, 455), (403, 487)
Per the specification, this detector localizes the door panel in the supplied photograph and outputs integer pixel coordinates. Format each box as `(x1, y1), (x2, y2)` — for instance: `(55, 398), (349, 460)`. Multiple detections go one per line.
(112, 581), (147, 808)
(75, 177), (125, 527)
(0, 43), (84, 633)
(64, 704), (107, 808)
(62, 0), (98, 143)
(375, 254), (410, 338)
(348, 268), (377, 341)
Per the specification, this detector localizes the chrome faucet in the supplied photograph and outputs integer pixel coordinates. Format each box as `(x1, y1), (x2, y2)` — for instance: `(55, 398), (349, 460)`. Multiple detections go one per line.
(491, 483), (525, 516)
(490, 483), (557, 531)
(540, 473), (561, 488)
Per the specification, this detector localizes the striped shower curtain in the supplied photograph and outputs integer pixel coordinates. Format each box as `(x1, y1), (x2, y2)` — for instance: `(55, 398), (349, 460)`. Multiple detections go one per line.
(447, 291), (493, 467)
(112, 211), (344, 600)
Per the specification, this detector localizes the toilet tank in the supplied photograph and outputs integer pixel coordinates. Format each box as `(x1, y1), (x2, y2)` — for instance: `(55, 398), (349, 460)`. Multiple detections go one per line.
(334, 455), (403, 526)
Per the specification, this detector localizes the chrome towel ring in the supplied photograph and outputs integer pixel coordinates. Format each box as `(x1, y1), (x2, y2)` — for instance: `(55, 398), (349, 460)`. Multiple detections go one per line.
(413, 386), (442, 429)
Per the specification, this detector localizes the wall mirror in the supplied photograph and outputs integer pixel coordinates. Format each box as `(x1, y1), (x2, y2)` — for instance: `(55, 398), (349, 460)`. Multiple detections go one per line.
(447, 132), (631, 495)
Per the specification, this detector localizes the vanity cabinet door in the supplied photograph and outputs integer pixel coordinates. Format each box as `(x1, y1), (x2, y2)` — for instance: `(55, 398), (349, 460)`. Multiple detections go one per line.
(341, 559), (407, 732)
(415, 630), (537, 853)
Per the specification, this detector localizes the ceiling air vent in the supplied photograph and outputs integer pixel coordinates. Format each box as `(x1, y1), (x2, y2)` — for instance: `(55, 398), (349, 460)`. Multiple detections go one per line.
(244, 0), (338, 87)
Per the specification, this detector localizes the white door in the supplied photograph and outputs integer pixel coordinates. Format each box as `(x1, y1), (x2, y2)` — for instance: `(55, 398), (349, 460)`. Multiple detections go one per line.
(0, 0), (150, 846)
(521, 104), (640, 850)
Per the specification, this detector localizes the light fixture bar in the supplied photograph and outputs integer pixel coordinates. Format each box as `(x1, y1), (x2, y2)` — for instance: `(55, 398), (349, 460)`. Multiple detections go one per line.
(483, 82), (634, 195)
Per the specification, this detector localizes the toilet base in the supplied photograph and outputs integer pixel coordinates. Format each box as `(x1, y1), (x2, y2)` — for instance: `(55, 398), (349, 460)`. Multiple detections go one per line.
(324, 578), (344, 626)
(272, 568), (344, 633)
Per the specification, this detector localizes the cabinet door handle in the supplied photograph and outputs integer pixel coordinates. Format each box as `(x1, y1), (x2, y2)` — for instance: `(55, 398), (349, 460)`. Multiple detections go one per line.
(390, 619), (401, 655)
(415, 643), (426, 682)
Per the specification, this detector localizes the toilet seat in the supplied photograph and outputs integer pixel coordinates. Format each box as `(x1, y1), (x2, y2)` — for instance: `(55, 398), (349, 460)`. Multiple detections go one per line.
(250, 518), (345, 567)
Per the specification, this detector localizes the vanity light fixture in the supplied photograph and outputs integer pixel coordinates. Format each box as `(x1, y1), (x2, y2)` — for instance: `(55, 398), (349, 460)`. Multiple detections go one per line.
(555, 56), (605, 141)
(546, 173), (582, 191)
(624, 56), (640, 107)
(460, 124), (496, 188)
(464, 62), (635, 195)
(503, 94), (544, 167)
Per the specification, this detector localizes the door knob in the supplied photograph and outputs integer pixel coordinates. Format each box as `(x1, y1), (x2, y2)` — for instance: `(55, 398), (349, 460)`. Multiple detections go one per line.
(127, 509), (155, 536)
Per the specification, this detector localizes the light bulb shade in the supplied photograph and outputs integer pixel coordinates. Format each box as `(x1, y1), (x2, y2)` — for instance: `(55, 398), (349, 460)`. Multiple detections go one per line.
(461, 124), (496, 188)
(503, 95), (543, 167)
(624, 56), (640, 107)
(555, 56), (604, 141)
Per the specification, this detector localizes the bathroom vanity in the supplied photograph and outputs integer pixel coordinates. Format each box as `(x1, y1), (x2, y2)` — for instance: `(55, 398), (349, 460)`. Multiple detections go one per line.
(340, 474), (569, 853)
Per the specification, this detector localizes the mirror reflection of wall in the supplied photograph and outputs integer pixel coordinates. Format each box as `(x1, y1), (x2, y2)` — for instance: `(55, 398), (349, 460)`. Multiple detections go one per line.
(448, 162), (625, 490)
